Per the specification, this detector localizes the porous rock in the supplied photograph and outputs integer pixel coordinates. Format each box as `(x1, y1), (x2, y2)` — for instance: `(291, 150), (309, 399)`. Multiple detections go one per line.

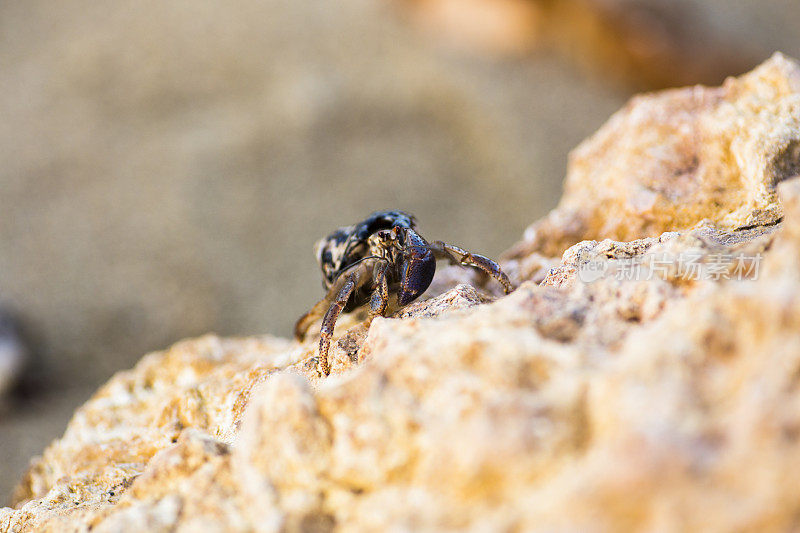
(5, 54), (800, 532)
(504, 51), (800, 263)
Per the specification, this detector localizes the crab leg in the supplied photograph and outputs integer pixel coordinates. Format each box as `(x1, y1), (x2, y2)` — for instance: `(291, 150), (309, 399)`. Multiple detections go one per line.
(298, 258), (386, 376)
(294, 298), (330, 341)
(317, 275), (357, 376)
(366, 260), (390, 324)
(429, 241), (514, 294)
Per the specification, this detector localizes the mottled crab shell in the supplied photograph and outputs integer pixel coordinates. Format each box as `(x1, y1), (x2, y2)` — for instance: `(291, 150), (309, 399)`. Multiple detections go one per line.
(314, 224), (354, 289)
(314, 210), (417, 289)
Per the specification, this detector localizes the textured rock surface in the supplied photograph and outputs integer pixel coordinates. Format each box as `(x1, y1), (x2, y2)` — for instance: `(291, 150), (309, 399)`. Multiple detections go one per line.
(5, 54), (800, 531)
(504, 52), (800, 263)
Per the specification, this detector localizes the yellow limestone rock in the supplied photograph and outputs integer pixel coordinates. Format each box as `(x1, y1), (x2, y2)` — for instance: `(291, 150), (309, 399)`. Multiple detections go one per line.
(4, 53), (800, 532)
(505, 51), (800, 262)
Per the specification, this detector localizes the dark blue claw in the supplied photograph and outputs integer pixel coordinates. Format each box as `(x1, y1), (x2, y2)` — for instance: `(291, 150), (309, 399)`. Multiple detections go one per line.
(397, 247), (436, 306)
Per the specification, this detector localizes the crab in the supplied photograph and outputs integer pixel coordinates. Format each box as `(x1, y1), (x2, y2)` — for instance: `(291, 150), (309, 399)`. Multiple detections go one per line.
(295, 210), (514, 376)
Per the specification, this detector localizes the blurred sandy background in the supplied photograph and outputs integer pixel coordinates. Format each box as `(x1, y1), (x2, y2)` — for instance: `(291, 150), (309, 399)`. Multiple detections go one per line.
(1, 0), (799, 505)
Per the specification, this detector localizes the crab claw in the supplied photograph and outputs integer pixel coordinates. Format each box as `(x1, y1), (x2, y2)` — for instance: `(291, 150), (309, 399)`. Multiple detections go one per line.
(397, 247), (436, 306)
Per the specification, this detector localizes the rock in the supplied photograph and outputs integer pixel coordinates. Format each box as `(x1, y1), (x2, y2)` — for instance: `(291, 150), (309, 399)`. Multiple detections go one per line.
(5, 54), (800, 531)
(504, 51), (800, 263)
